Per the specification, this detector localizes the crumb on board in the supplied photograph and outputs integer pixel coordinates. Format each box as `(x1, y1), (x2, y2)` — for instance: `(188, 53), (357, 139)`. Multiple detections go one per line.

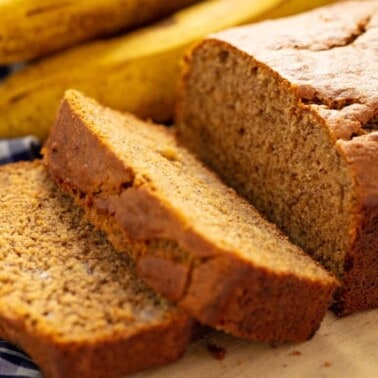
(323, 361), (332, 367)
(288, 350), (301, 356)
(207, 342), (226, 360)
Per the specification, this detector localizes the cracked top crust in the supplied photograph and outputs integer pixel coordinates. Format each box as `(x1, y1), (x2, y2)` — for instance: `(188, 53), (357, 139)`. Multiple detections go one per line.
(207, 0), (378, 212)
(210, 0), (378, 140)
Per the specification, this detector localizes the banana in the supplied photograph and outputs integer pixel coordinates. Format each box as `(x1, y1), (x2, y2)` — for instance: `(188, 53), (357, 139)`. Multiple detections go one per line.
(255, 0), (337, 20)
(0, 0), (336, 140)
(0, 0), (200, 64)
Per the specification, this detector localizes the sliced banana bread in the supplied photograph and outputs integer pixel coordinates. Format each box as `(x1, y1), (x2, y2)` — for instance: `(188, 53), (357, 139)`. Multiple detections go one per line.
(176, 0), (378, 315)
(44, 89), (338, 342)
(0, 161), (192, 378)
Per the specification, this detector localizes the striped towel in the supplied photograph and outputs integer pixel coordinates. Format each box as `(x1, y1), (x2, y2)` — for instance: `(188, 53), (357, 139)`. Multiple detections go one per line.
(0, 66), (10, 79)
(0, 137), (42, 377)
(0, 342), (40, 378)
(0, 136), (41, 165)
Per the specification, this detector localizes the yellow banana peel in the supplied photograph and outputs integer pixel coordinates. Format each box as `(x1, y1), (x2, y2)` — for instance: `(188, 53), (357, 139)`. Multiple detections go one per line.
(0, 0), (200, 64)
(0, 0), (336, 140)
(255, 0), (337, 20)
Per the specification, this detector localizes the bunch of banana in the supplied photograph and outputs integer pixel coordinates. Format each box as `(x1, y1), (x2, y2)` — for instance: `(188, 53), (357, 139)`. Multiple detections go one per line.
(0, 0), (200, 64)
(0, 0), (336, 140)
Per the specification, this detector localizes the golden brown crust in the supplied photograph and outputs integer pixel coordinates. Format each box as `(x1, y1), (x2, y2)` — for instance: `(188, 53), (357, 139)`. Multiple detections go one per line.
(177, 1), (378, 315)
(0, 312), (192, 378)
(44, 90), (338, 342)
(176, 256), (334, 341)
(64, 189), (336, 342)
(334, 134), (378, 314)
(139, 255), (335, 341)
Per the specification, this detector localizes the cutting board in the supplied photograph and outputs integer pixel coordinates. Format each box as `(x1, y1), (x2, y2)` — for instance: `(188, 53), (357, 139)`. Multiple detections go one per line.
(132, 309), (378, 378)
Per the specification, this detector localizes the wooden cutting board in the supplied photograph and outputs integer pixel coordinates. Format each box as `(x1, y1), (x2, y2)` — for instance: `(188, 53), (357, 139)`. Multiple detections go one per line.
(132, 310), (378, 378)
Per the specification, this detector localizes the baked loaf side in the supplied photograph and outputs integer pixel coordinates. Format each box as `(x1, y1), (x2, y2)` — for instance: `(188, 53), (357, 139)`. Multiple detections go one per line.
(0, 161), (192, 378)
(176, 0), (378, 315)
(44, 90), (338, 342)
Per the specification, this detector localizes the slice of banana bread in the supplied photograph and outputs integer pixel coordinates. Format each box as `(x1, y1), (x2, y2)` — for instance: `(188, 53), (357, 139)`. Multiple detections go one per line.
(44, 89), (338, 342)
(0, 161), (192, 378)
(176, 1), (378, 315)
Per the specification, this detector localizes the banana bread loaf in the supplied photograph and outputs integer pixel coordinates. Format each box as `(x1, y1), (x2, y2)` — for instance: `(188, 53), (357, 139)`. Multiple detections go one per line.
(0, 161), (192, 378)
(176, 0), (378, 315)
(44, 89), (338, 342)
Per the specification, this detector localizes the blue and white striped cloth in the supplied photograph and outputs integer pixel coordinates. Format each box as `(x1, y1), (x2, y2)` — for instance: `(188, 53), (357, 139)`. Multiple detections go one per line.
(0, 341), (40, 378)
(0, 136), (41, 165)
(0, 137), (42, 377)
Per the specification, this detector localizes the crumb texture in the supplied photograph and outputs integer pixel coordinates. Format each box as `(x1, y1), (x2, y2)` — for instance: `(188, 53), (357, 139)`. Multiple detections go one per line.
(0, 161), (191, 378)
(177, 0), (378, 315)
(44, 90), (337, 342)
(50, 91), (334, 279)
